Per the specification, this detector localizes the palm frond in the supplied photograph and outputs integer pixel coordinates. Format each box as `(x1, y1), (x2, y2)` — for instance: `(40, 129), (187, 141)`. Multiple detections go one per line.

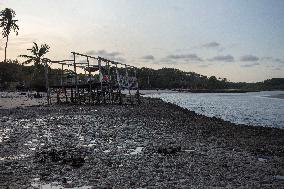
(33, 42), (38, 51)
(19, 54), (35, 59)
(42, 58), (51, 63)
(22, 59), (34, 65)
(31, 42), (39, 56)
(38, 44), (50, 57)
(21, 43), (50, 66)
(0, 8), (18, 38)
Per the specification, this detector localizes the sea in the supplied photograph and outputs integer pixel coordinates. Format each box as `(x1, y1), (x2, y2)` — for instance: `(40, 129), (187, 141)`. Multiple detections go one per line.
(143, 90), (284, 129)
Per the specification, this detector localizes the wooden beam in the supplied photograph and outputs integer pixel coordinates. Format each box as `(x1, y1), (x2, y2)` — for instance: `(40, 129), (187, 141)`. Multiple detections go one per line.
(71, 52), (99, 60)
(57, 63), (73, 66)
(75, 62), (89, 65)
(53, 59), (73, 62)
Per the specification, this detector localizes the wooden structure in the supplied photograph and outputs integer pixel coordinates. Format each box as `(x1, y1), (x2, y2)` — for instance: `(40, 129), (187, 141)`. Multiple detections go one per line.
(46, 52), (140, 105)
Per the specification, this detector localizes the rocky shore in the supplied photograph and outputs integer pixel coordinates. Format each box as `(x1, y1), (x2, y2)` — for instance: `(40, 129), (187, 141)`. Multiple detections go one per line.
(0, 97), (283, 188)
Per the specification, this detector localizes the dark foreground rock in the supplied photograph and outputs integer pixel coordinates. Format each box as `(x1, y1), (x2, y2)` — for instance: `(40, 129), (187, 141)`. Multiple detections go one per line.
(0, 98), (283, 188)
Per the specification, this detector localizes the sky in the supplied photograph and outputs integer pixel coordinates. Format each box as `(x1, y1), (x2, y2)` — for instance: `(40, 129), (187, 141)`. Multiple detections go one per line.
(0, 0), (284, 82)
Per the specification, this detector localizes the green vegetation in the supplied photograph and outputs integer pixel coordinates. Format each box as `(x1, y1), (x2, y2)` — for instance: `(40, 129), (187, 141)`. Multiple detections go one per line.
(0, 60), (60, 91)
(0, 8), (19, 63)
(20, 42), (50, 65)
(227, 78), (284, 91)
(136, 67), (228, 89)
(19, 42), (51, 91)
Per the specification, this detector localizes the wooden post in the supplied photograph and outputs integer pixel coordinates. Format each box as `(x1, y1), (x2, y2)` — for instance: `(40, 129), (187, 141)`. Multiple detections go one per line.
(125, 65), (131, 104)
(64, 87), (68, 103)
(125, 65), (130, 93)
(98, 58), (103, 104)
(107, 61), (111, 103)
(115, 63), (121, 91)
(101, 60), (106, 104)
(71, 87), (74, 103)
(44, 60), (50, 105)
(98, 57), (102, 91)
(61, 64), (64, 87)
(115, 63), (121, 104)
(134, 68), (140, 104)
(73, 53), (78, 103)
(87, 57), (91, 104)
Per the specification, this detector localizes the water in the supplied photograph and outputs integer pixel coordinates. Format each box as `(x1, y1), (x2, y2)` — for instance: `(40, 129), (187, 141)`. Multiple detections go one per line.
(144, 91), (284, 128)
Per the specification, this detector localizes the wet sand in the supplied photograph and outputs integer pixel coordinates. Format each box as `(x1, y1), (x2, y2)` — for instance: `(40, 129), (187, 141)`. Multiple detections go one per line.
(0, 92), (46, 109)
(0, 97), (283, 188)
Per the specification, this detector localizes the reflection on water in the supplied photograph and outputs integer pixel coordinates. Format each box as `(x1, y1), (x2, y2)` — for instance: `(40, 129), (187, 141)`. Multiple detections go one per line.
(145, 91), (284, 128)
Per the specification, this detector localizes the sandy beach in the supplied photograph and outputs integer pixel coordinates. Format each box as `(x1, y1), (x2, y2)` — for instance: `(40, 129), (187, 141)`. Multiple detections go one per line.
(0, 92), (46, 109)
(0, 96), (283, 188)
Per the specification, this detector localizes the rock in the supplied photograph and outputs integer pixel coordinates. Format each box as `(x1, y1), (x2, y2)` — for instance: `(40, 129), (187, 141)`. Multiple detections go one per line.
(157, 146), (182, 155)
(62, 177), (67, 184)
(70, 156), (85, 168)
(258, 157), (267, 162)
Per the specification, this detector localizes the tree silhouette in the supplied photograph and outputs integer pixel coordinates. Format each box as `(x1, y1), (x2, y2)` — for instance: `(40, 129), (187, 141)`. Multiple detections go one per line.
(20, 42), (50, 66)
(0, 8), (19, 63)
(19, 42), (51, 94)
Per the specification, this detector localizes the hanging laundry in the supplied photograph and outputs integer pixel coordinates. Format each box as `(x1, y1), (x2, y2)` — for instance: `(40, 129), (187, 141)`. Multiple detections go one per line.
(102, 75), (109, 82)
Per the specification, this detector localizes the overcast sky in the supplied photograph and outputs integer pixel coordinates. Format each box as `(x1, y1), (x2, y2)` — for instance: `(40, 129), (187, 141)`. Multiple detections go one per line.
(0, 0), (284, 82)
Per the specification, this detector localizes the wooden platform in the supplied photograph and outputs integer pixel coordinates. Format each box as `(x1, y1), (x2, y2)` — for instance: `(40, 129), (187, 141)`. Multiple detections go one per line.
(49, 82), (140, 105)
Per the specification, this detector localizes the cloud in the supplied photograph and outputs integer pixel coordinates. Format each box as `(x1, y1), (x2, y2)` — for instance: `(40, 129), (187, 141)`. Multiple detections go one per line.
(240, 62), (260, 67)
(208, 55), (234, 62)
(6, 36), (37, 47)
(240, 55), (259, 62)
(141, 55), (155, 61)
(261, 57), (284, 64)
(86, 50), (121, 57)
(84, 49), (126, 62)
(165, 53), (203, 62)
(172, 5), (183, 11)
(114, 57), (126, 62)
(198, 64), (212, 68)
(202, 42), (220, 48)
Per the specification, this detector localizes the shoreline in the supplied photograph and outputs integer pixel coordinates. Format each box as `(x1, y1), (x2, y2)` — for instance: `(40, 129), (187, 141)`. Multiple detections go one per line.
(0, 97), (283, 188)
(173, 89), (260, 93)
(266, 94), (284, 99)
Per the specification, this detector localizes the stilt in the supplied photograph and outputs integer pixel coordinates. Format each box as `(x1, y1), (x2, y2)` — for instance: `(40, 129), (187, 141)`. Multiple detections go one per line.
(48, 52), (139, 106)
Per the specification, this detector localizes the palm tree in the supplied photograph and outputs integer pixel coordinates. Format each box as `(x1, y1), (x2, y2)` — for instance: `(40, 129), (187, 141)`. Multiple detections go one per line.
(0, 8), (19, 63)
(20, 42), (50, 66)
(20, 42), (50, 84)
(20, 42), (51, 104)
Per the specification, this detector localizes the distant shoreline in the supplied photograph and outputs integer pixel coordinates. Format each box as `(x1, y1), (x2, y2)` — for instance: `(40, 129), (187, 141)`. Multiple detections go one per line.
(173, 89), (260, 93)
